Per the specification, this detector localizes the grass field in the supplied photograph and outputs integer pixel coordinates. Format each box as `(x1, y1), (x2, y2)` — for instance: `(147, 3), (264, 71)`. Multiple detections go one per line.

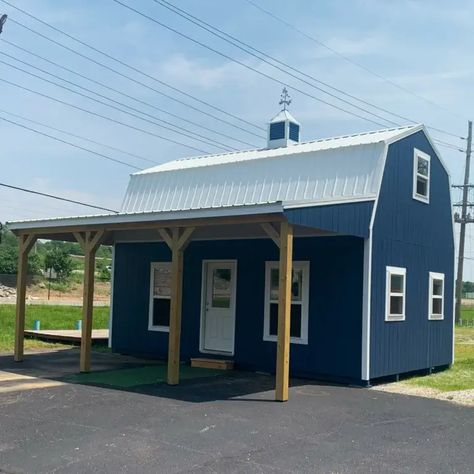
(405, 326), (474, 392)
(0, 304), (109, 353)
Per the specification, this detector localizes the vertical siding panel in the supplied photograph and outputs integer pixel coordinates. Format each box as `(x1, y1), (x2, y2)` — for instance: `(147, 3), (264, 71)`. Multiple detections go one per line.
(370, 132), (454, 379)
(112, 236), (365, 383)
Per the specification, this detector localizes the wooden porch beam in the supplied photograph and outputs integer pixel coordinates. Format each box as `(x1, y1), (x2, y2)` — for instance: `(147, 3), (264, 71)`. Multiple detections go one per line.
(275, 221), (293, 402)
(13, 213), (284, 236)
(158, 228), (173, 249)
(14, 234), (37, 362)
(260, 223), (280, 248)
(167, 228), (184, 385)
(75, 230), (104, 372)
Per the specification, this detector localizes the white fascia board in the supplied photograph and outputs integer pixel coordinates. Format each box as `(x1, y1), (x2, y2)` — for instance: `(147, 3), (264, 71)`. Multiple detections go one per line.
(7, 202), (284, 231)
(384, 124), (451, 178)
(283, 196), (376, 210)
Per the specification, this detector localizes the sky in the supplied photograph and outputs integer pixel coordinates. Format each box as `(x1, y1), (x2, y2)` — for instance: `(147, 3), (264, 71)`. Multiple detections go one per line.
(0, 0), (473, 274)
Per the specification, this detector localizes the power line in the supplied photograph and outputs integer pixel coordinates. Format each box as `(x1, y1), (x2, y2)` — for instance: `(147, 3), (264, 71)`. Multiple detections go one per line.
(154, 0), (401, 126)
(112, 0), (395, 129)
(0, 39), (259, 148)
(153, 0), (464, 143)
(0, 0), (264, 134)
(0, 54), (234, 152)
(0, 182), (119, 213)
(0, 107), (154, 163)
(7, 18), (263, 142)
(243, 0), (467, 123)
(0, 77), (210, 155)
(0, 114), (142, 170)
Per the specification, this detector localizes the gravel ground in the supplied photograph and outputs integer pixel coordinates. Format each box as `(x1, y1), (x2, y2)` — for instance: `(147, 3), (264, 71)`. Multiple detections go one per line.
(372, 383), (474, 407)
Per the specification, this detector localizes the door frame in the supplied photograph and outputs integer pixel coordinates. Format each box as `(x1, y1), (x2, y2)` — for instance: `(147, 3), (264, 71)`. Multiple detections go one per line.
(199, 259), (238, 356)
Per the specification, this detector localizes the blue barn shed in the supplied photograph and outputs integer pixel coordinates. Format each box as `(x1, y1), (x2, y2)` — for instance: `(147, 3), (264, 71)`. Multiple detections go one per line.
(8, 110), (455, 400)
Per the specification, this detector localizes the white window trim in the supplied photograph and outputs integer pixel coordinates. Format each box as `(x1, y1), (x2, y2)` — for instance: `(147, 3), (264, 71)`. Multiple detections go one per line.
(148, 262), (171, 332)
(429, 272), (445, 320)
(263, 261), (310, 345)
(413, 148), (430, 204)
(385, 266), (406, 322)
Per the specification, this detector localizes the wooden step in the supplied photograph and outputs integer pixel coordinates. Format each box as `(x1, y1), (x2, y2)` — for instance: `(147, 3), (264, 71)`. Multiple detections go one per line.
(190, 358), (234, 370)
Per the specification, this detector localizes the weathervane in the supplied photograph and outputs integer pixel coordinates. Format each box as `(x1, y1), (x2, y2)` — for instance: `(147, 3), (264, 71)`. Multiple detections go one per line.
(279, 87), (291, 111)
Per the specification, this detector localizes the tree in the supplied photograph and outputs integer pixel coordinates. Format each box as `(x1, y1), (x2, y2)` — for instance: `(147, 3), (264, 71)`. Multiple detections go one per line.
(0, 241), (42, 275)
(44, 248), (73, 281)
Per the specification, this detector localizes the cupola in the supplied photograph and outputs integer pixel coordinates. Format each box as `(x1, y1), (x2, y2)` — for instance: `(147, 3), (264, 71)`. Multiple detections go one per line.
(267, 88), (301, 149)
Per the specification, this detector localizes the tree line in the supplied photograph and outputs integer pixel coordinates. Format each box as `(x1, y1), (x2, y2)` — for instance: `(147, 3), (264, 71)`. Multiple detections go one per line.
(0, 227), (112, 281)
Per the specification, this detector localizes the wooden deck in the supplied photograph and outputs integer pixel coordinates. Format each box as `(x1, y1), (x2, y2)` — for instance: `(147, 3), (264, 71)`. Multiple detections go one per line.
(24, 329), (109, 343)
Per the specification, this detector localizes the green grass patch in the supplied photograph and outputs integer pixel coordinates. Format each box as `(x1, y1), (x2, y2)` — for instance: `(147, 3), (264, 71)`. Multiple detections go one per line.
(0, 304), (109, 353)
(64, 364), (223, 388)
(405, 327), (474, 392)
(459, 308), (474, 324)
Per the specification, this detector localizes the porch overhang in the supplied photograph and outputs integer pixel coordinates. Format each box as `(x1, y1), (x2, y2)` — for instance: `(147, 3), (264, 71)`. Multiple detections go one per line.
(7, 199), (372, 402)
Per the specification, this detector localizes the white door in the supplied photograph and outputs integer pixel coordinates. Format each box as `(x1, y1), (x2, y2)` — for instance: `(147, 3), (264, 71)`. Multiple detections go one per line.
(201, 261), (237, 354)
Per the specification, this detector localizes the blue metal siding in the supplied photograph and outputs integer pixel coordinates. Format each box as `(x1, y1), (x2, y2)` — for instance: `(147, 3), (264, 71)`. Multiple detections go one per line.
(112, 236), (365, 382)
(370, 131), (454, 379)
(285, 201), (373, 238)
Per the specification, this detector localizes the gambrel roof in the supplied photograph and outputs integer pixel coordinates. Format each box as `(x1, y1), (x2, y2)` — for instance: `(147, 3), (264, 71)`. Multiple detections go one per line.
(8, 124), (437, 232)
(121, 125), (422, 214)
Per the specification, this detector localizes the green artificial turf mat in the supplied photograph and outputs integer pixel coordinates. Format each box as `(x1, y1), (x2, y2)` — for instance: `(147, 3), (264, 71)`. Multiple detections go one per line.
(63, 364), (223, 388)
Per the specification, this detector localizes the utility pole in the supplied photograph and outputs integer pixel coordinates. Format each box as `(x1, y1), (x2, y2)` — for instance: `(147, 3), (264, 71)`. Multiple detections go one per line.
(454, 120), (473, 323)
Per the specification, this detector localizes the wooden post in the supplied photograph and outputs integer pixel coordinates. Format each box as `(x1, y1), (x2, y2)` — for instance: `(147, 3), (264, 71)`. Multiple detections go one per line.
(275, 221), (293, 402)
(14, 234), (37, 362)
(158, 227), (194, 385)
(74, 230), (104, 373)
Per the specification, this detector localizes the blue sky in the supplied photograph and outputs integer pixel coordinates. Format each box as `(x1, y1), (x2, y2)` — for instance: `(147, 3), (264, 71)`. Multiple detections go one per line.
(0, 0), (473, 272)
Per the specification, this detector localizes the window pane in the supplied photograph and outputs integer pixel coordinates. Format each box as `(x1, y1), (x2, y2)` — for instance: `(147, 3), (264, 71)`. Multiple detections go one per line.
(417, 177), (428, 196)
(268, 302), (302, 338)
(269, 302), (278, 336)
(390, 295), (403, 315)
(418, 157), (429, 177)
(432, 279), (443, 296)
(270, 268), (279, 300)
(292, 269), (303, 301)
(390, 274), (404, 293)
(153, 266), (171, 298)
(270, 267), (304, 301)
(153, 298), (170, 327)
(432, 298), (442, 315)
(212, 268), (231, 308)
(290, 304), (302, 338)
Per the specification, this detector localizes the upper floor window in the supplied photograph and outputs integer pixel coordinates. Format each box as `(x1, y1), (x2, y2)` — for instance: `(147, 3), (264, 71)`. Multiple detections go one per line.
(263, 261), (310, 344)
(413, 148), (430, 203)
(148, 262), (171, 332)
(385, 266), (406, 321)
(429, 272), (445, 320)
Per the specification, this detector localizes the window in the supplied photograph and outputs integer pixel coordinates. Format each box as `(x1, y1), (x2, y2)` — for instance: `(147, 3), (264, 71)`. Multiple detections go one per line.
(269, 121), (286, 140)
(429, 272), (444, 320)
(289, 122), (300, 142)
(413, 148), (430, 203)
(148, 262), (171, 332)
(263, 261), (309, 344)
(385, 266), (406, 321)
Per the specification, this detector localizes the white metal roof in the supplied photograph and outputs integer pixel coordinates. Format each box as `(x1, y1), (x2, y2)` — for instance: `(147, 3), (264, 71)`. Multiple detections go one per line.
(8, 124), (427, 232)
(121, 125), (421, 214)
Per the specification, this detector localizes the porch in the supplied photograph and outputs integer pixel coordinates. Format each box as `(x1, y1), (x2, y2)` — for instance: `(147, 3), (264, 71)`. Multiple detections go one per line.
(9, 202), (371, 400)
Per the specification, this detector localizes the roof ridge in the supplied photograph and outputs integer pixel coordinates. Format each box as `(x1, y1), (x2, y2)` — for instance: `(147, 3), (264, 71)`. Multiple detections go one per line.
(135, 124), (419, 175)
